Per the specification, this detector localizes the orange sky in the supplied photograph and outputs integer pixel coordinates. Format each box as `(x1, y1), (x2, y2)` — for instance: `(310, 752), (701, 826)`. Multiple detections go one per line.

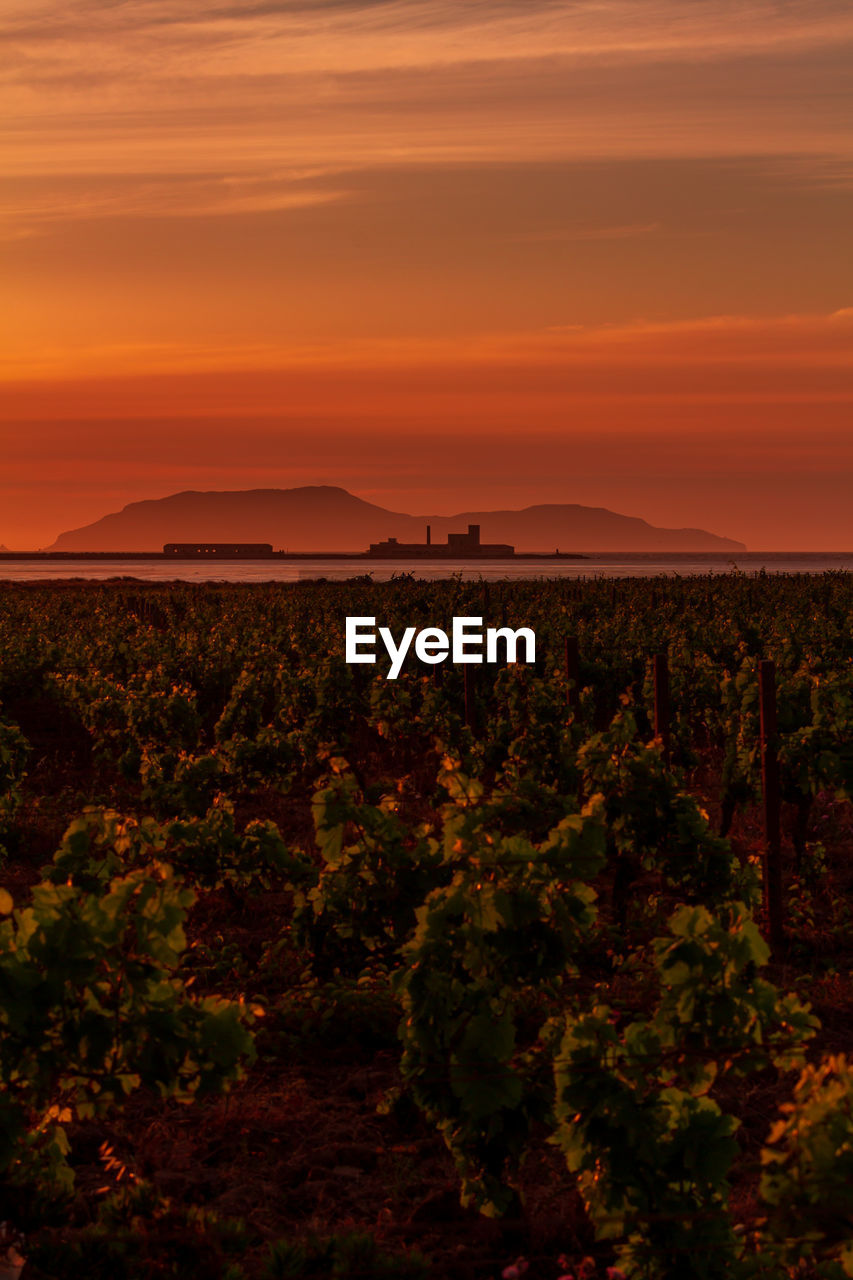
(1, 1), (852, 549)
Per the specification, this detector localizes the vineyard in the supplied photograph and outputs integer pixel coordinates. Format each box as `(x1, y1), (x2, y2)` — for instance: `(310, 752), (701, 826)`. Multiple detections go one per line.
(1, 573), (853, 1279)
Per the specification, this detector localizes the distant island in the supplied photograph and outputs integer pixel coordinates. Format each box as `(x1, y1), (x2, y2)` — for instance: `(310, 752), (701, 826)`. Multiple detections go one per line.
(44, 487), (745, 553)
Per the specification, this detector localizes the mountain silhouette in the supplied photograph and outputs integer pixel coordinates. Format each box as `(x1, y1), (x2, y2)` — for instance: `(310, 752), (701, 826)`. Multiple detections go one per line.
(48, 486), (745, 552)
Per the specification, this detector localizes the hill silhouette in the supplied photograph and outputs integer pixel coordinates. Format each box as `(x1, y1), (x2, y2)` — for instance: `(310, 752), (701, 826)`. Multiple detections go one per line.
(48, 486), (746, 553)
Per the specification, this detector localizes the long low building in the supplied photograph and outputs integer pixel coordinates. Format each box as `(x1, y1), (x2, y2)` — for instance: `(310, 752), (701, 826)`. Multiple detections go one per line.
(367, 524), (514, 558)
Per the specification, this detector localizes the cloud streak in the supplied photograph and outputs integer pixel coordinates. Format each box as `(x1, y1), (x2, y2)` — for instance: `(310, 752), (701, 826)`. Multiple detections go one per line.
(3, 2), (853, 190)
(2, 308), (850, 398)
(0, 172), (349, 237)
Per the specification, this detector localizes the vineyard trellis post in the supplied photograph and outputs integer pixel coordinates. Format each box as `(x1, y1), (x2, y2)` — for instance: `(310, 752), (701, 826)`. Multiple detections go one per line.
(565, 634), (580, 713)
(653, 651), (670, 761)
(464, 662), (478, 736)
(759, 659), (785, 948)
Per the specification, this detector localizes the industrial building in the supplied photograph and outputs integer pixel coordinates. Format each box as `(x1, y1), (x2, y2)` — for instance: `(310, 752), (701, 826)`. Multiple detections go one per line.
(367, 524), (514, 558)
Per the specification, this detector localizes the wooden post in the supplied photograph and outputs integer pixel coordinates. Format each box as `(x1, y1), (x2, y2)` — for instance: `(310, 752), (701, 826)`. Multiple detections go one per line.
(653, 652), (670, 761)
(464, 663), (477, 735)
(759, 660), (784, 948)
(565, 634), (580, 713)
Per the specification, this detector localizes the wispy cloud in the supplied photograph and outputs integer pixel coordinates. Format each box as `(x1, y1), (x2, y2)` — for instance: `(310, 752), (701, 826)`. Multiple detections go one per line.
(2, 308), (850, 385)
(0, 172), (349, 239)
(6, 1), (852, 68)
(3, 0), (853, 194)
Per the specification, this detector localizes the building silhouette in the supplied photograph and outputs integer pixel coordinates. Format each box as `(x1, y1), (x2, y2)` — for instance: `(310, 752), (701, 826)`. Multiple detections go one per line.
(367, 524), (513, 558)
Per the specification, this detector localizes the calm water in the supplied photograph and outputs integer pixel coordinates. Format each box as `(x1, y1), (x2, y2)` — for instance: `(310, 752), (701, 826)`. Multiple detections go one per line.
(1, 552), (852, 582)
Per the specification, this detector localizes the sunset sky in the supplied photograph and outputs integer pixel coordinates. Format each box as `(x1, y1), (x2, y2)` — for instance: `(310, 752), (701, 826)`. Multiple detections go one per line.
(2, 0), (852, 549)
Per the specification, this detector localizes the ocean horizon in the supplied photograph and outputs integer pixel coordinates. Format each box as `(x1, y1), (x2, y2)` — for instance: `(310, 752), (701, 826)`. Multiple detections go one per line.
(1, 551), (852, 583)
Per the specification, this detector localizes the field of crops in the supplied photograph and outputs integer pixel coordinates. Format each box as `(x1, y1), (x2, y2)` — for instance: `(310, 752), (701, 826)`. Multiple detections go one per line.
(2, 573), (853, 1280)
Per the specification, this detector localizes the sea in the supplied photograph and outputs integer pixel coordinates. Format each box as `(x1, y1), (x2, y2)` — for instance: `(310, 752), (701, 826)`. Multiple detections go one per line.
(0, 552), (851, 583)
